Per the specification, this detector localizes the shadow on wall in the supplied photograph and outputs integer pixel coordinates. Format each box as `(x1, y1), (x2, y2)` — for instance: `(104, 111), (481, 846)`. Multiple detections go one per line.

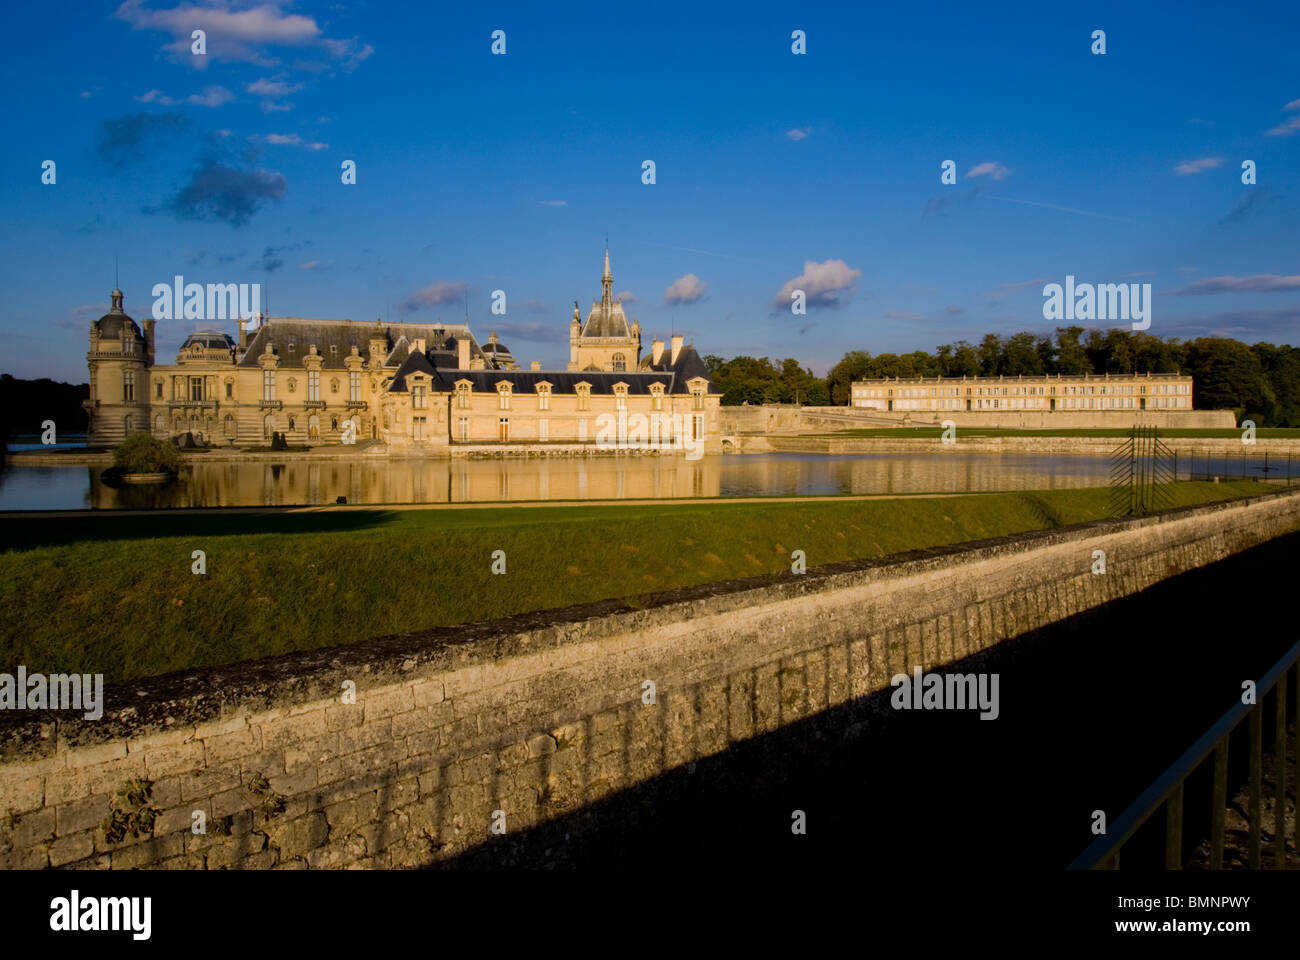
(426, 530), (1300, 871)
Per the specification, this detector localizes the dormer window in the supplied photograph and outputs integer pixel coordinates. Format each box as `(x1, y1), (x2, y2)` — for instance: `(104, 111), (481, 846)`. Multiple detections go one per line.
(456, 382), (471, 409)
(576, 383), (591, 411)
(650, 384), (664, 411)
(497, 382), (512, 410)
(536, 384), (551, 410)
(614, 384), (628, 410)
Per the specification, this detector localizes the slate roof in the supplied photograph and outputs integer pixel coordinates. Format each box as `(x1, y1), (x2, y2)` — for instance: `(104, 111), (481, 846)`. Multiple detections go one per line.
(386, 342), (717, 395)
(237, 319), (487, 369)
(181, 330), (236, 350)
(580, 300), (633, 339)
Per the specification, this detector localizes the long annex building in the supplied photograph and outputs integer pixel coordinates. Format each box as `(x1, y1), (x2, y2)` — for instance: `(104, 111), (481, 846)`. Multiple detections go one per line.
(83, 249), (722, 454)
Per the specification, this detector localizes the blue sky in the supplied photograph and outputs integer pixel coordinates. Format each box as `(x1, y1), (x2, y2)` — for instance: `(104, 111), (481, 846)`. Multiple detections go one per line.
(3, 0), (1298, 381)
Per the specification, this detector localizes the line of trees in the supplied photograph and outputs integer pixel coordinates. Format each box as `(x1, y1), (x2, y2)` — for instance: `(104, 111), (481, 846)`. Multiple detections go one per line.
(705, 328), (1300, 426)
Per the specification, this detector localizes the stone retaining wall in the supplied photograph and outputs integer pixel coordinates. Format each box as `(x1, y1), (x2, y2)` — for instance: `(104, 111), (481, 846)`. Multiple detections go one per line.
(3, 488), (1299, 869)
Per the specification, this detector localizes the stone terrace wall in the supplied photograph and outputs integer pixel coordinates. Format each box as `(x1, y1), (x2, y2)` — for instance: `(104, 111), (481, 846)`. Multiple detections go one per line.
(3, 488), (1299, 870)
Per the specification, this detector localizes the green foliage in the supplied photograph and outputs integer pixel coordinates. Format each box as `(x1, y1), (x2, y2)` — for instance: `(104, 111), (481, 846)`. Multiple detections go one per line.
(814, 329), (1300, 425)
(706, 355), (828, 406)
(0, 374), (88, 438)
(112, 433), (182, 474)
(103, 779), (159, 844)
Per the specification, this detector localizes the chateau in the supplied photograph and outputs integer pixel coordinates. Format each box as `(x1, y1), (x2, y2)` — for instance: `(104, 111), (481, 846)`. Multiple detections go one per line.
(84, 249), (722, 454)
(850, 372), (1194, 413)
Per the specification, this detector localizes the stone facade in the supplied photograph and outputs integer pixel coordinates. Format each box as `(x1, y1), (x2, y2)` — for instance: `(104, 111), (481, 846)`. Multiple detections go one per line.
(83, 250), (723, 455)
(851, 372), (1195, 415)
(2, 487), (1298, 869)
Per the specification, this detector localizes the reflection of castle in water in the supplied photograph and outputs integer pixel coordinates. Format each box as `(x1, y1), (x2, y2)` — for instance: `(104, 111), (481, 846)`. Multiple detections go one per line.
(84, 453), (1114, 509)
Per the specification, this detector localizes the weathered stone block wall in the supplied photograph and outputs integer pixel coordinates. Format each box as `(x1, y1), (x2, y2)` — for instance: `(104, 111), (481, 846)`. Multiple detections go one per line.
(3, 488), (1299, 870)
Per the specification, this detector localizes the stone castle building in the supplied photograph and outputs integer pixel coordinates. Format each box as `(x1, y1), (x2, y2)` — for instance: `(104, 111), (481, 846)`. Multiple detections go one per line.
(850, 372), (1194, 413)
(84, 249), (721, 454)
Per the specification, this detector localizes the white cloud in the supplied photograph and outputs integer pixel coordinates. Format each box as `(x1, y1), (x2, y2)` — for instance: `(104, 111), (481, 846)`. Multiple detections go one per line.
(1174, 156), (1224, 175)
(187, 85), (233, 107)
(615, 290), (637, 303)
(966, 162), (1010, 180)
(664, 273), (706, 304)
(113, 0), (371, 68)
(259, 133), (328, 150)
(785, 127), (811, 141)
(537, 200), (566, 206)
(774, 258), (862, 307)
(1169, 274), (1300, 295)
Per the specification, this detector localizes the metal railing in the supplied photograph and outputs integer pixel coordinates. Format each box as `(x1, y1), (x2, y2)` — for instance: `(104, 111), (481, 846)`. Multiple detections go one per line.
(1181, 450), (1294, 485)
(1069, 638), (1299, 870)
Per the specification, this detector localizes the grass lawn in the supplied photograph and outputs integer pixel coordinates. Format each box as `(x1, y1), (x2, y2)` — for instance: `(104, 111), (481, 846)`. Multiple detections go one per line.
(0, 482), (1272, 684)
(814, 427), (1300, 439)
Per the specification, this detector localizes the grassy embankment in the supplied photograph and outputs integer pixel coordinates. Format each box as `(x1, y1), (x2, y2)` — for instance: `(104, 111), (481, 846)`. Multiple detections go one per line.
(814, 427), (1300, 439)
(0, 482), (1271, 685)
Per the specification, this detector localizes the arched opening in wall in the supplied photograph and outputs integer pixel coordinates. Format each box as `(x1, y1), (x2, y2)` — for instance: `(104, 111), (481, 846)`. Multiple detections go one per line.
(263, 415), (275, 439)
(154, 414), (165, 435)
(224, 415), (236, 438)
(308, 415), (320, 439)
(612, 353), (626, 372)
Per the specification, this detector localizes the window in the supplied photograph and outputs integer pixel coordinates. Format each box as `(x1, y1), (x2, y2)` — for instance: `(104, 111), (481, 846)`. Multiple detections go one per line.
(123, 370), (135, 401)
(331, 416), (338, 431)
(308, 371), (320, 402)
(577, 385), (590, 411)
(288, 417), (296, 431)
(413, 416), (426, 440)
(308, 415), (320, 438)
(155, 380), (163, 399)
(330, 344), (338, 355)
(457, 383), (471, 409)
(224, 414), (235, 437)
(264, 415), (275, 438)
(263, 370), (275, 401)
(615, 387), (627, 411)
(189, 377), (203, 401)
(498, 417), (509, 441)
(413, 385), (427, 409)
(225, 381), (233, 399)
(457, 417), (469, 441)
(651, 387), (663, 411)
(692, 390), (704, 410)
(123, 415), (133, 433)
(612, 353), (626, 372)
(349, 372), (361, 402)
(692, 414), (703, 440)
(498, 384), (511, 410)
(538, 419), (548, 441)
(537, 386), (550, 410)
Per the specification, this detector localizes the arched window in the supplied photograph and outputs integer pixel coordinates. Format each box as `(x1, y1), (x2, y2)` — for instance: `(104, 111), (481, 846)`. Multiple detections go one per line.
(612, 353), (626, 372)
(154, 414), (165, 434)
(123, 370), (135, 401)
(308, 415), (320, 438)
(263, 415), (275, 438)
(224, 414), (236, 437)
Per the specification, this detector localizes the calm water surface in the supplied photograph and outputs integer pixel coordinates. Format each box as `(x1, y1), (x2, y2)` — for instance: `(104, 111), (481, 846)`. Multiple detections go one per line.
(0, 452), (1136, 510)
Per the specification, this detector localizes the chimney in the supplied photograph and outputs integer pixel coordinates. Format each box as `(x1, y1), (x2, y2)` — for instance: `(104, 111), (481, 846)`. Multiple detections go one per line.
(670, 334), (683, 365)
(651, 338), (664, 365)
(142, 318), (156, 366)
(457, 337), (470, 369)
(530, 360), (541, 371)
(237, 316), (247, 350)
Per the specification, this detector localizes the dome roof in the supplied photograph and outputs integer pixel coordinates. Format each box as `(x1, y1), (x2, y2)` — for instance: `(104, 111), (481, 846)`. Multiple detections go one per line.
(96, 289), (142, 339)
(481, 332), (514, 367)
(182, 330), (236, 350)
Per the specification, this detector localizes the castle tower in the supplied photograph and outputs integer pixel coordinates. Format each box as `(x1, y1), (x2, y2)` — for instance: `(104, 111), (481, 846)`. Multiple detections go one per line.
(573, 246), (640, 372)
(84, 287), (149, 446)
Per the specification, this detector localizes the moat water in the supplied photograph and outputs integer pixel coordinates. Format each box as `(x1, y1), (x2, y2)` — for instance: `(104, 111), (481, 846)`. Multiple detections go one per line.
(0, 451), (1131, 510)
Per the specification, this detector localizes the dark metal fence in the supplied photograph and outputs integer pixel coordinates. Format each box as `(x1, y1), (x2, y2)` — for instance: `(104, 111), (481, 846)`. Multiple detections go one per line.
(1108, 426), (1175, 517)
(1069, 639), (1299, 870)
(1181, 450), (1294, 485)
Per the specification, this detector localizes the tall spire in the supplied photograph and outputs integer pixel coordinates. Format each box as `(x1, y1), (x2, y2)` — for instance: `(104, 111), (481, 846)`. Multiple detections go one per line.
(600, 242), (613, 316)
